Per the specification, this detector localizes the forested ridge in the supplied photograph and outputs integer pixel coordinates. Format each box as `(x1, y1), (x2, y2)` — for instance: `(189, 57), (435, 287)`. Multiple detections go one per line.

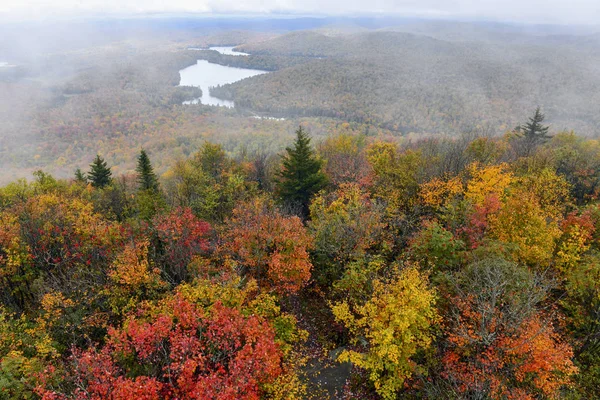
(0, 29), (287, 183)
(212, 30), (600, 134)
(2, 28), (409, 185)
(2, 112), (600, 398)
(3, 21), (600, 185)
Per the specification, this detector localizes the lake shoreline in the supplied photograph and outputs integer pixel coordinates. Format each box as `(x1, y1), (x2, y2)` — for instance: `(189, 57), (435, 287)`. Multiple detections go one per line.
(179, 46), (269, 108)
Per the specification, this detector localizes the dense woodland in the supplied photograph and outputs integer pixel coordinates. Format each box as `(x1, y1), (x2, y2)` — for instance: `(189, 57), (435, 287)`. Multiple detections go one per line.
(3, 20), (600, 185)
(217, 30), (600, 134)
(2, 109), (600, 398)
(2, 18), (600, 399)
(0, 28), (287, 183)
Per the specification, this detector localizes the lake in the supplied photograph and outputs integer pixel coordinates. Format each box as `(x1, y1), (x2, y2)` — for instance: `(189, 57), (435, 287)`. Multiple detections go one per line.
(179, 47), (267, 107)
(188, 46), (250, 56)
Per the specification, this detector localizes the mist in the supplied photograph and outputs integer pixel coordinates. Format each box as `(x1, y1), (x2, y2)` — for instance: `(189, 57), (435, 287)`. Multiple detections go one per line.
(3, 0), (600, 25)
(1, 11), (600, 184)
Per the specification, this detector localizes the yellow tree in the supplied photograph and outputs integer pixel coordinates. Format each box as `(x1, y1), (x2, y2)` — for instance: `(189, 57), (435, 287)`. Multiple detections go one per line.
(556, 211), (595, 273)
(419, 175), (463, 211)
(464, 162), (513, 207)
(489, 190), (562, 267)
(309, 183), (389, 287)
(331, 267), (438, 399)
(515, 167), (571, 220)
(106, 239), (167, 315)
(366, 142), (424, 215)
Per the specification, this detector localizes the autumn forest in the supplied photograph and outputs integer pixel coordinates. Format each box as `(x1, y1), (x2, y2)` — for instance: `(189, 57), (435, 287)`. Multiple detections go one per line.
(2, 15), (600, 400)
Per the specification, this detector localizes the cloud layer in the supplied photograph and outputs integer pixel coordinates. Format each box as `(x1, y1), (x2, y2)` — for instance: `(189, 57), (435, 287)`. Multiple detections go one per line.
(0, 0), (598, 25)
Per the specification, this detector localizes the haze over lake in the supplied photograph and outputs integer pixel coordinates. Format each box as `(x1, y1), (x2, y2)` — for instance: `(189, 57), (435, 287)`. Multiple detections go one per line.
(188, 46), (250, 56)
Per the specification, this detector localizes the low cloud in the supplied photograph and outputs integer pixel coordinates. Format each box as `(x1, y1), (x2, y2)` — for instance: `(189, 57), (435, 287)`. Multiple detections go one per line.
(0, 0), (598, 25)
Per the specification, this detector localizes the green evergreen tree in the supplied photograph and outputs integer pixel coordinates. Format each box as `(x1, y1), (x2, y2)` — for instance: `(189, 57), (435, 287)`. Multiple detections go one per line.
(276, 126), (327, 218)
(88, 154), (112, 188)
(515, 107), (552, 156)
(136, 149), (159, 192)
(74, 168), (87, 183)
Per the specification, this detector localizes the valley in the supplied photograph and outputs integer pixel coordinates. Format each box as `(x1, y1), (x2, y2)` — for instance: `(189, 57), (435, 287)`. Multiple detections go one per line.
(1, 10), (600, 400)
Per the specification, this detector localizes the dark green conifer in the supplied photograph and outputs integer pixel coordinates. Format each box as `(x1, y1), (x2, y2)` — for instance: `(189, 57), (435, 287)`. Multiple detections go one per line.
(136, 149), (159, 192)
(276, 126), (327, 218)
(74, 168), (87, 183)
(516, 107), (552, 156)
(88, 154), (112, 188)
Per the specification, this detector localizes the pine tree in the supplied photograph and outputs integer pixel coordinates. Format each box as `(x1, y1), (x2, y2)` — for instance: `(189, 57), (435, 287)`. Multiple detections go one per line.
(74, 168), (87, 183)
(88, 155), (112, 188)
(136, 149), (159, 192)
(276, 126), (327, 218)
(515, 107), (552, 156)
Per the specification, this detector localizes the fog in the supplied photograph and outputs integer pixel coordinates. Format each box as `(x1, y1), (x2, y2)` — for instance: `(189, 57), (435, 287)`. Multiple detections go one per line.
(1, 9), (600, 183)
(2, 0), (600, 25)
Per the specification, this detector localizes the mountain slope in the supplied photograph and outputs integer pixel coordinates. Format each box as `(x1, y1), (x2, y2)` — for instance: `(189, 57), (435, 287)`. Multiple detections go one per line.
(216, 30), (600, 134)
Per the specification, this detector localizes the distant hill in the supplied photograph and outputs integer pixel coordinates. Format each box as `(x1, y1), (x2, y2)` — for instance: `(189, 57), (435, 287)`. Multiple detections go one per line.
(218, 30), (600, 134)
(311, 23), (370, 37)
(2, 17), (600, 183)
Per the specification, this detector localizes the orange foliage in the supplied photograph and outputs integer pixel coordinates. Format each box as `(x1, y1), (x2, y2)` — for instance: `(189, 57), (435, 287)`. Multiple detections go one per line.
(109, 239), (162, 288)
(419, 175), (463, 210)
(223, 198), (312, 295)
(443, 301), (576, 399)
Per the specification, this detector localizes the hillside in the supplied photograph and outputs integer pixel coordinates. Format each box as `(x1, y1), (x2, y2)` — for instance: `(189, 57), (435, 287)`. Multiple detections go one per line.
(2, 19), (600, 184)
(215, 30), (600, 134)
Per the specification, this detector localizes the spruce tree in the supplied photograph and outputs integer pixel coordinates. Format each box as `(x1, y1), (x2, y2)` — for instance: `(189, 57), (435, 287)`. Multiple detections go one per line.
(136, 149), (159, 192)
(74, 168), (87, 183)
(88, 155), (112, 188)
(516, 107), (551, 156)
(276, 126), (327, 218)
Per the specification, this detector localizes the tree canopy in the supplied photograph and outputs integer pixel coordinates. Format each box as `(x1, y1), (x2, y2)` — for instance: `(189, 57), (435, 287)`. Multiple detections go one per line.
(276, 126), (327, 218)
(2, 119), (600, 399)
(136, 149), (160, 192)
(87, 154), (112, 188)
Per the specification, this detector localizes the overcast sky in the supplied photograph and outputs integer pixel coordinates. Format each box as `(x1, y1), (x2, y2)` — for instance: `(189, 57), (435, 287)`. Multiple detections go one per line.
(0, 0), (598, 25)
